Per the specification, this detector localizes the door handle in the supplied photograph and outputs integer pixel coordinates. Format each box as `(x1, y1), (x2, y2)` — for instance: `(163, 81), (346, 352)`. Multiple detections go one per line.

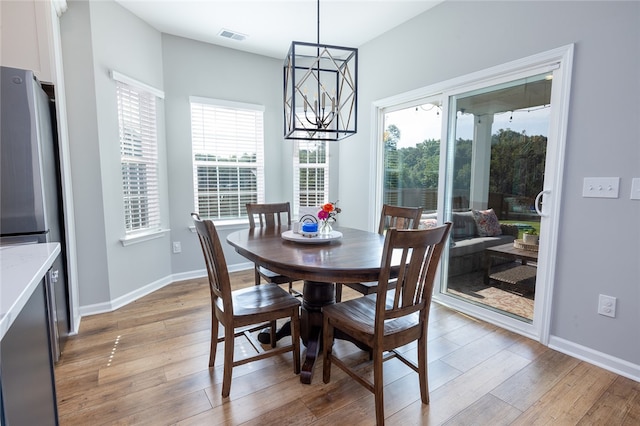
(535, 190), (550, 217)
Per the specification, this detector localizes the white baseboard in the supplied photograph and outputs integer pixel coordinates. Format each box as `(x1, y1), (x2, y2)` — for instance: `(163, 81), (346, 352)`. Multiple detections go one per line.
(170, 269), (207, 283)
(227, 261), (255, 273)
(548, 335), (640, 382)
(78, 274), (174, 318)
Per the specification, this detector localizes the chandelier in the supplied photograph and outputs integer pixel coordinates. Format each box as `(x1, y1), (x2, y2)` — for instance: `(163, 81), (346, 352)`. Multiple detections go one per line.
(283, 0), (357, 141)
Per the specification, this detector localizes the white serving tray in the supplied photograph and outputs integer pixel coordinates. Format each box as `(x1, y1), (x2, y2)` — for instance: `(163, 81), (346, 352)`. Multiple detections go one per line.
(281, 230), (343, 244)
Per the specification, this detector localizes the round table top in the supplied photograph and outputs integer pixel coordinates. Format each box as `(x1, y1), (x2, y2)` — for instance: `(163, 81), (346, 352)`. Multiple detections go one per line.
(226, 226), (392, 284)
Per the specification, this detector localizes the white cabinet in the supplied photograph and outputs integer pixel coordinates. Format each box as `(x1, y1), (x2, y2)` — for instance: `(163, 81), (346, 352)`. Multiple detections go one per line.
(0, 0), (54, 82)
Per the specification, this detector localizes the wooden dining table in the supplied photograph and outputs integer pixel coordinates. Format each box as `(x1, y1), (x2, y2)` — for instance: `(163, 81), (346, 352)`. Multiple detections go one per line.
(226, 225), (397, 384)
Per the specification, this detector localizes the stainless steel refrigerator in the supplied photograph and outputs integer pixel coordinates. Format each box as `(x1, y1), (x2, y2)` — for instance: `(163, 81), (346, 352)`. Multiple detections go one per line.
(0, 65), (69, 362)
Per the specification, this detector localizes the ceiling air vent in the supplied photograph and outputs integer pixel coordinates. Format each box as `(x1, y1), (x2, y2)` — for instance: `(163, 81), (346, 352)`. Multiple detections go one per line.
(218, 29), (247, 42)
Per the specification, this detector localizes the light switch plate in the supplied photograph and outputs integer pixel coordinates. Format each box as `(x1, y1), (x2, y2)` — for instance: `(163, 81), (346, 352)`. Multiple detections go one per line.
(582, 177), (620, 198)
(631, 178), (640, 200)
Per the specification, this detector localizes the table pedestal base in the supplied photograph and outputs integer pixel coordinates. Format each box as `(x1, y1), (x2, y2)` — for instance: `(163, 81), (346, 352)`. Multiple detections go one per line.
(299, 281), (334, 384)
(257, 321), (291, 345)
(256, 280), (370, 384)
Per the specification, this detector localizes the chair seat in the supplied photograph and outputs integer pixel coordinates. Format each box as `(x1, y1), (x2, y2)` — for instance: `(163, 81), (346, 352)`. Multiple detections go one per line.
(322, 294), (420, 348)
(342, 279), (397, 296)
(217, 284), (300, 321)
(258, 266), (295, 285)
(342, 281), (377, 295)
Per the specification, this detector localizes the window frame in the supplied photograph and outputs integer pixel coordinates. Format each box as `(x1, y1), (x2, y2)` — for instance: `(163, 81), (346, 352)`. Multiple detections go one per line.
(112, 71), (165, 245)
(189, 97), (265, 224)
(293, 140), (330, 217)
(379, 97), (443, 214)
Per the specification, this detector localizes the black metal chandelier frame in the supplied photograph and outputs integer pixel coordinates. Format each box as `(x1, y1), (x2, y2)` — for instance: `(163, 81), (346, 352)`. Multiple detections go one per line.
(283, 1), (358, 141)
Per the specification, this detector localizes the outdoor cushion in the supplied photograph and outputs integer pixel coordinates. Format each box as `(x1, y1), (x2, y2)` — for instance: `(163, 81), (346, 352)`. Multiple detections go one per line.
(472, 208), (502, 237)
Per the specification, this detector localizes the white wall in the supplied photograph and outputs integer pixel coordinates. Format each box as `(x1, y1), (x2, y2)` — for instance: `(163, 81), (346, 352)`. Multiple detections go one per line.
(92, 1), (171, 304)
(346, 1), (639, 373)
(59, 0), (111, 308)
(60, 0), (172, 310)
(160, 34), (287, 275)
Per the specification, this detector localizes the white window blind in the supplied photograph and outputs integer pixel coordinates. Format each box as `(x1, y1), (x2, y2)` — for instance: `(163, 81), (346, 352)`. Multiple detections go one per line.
(116, 80), (161, 234)
(190, 98), (265, 220)
(293, 140), (329, 215)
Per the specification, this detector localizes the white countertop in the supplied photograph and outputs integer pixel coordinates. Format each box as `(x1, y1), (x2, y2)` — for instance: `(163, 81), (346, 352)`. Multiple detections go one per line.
(0, 242), (60, 340)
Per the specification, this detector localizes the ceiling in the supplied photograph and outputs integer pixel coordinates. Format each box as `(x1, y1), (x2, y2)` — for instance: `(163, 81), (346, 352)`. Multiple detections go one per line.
(115, 0), (444, 60)
(457, 78), (553, 116)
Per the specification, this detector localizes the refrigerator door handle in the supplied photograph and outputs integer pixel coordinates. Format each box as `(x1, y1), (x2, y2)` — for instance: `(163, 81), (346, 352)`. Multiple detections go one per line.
(44, 269), (60, 363)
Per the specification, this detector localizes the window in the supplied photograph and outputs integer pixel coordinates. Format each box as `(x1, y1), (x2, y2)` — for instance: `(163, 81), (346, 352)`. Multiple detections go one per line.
(293, 140), (329, 215)
(190, 98), (265, 220)
(115, 74), (163, 235)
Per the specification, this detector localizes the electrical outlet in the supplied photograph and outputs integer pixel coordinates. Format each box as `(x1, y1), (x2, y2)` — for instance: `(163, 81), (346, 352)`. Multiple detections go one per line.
(597, 294), (616, 318)
(172, 241), (182, 253)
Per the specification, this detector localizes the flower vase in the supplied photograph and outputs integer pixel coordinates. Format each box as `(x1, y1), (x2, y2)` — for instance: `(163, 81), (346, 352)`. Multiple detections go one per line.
(319, 220), (333, 235)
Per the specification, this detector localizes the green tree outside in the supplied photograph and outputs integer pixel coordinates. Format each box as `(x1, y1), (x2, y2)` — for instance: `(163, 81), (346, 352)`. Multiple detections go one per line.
(383, 125), (547, 210)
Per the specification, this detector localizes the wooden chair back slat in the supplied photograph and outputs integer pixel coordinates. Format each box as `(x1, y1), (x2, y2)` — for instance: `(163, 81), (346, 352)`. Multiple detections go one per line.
(246, 202), (291, 229)
(191, 213), (233, 315)
(245, 202), (299, 296)
(377, 204), (423, 234)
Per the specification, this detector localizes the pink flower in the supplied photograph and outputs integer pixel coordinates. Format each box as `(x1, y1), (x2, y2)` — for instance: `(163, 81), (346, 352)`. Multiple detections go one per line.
(317, 201), (341, 222)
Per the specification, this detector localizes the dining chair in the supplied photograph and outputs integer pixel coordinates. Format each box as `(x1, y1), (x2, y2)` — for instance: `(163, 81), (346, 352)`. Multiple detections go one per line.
(246, 202), (301, 297)
(335, 204), (423, 302)
(322, 222), (452, 425)
(191, 213), (301, 397)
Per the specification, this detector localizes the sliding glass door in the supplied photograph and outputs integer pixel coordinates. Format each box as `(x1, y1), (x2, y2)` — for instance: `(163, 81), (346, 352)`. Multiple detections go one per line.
(374, 46), (573, 341)
(379, 79), (550, 324)
(443, 73), (551, 323)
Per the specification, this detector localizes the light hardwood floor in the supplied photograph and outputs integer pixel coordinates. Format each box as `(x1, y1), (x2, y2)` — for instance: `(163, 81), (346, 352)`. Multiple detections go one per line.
(55, 271), (639, 425)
